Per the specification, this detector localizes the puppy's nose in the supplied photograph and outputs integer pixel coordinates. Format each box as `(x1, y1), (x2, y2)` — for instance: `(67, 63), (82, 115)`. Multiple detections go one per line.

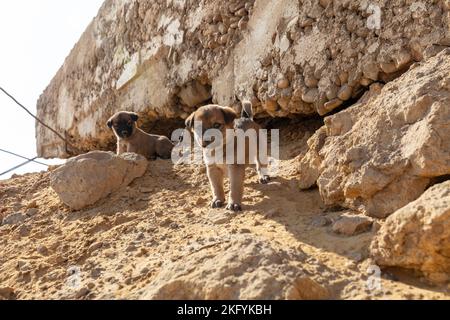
(121, 131), (128, 136)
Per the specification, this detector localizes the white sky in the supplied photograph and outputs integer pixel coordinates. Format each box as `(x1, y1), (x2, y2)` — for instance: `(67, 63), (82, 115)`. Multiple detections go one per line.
(0, 0), (104, 180)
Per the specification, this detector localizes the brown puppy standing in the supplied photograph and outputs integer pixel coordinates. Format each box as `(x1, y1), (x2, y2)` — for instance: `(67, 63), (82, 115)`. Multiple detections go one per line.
(107, 111), (174, 160)
(185, 101), (270, 211)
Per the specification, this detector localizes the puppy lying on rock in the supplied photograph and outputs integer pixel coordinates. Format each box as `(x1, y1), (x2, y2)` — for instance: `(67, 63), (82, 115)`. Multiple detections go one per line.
(107, 111), (174, 160)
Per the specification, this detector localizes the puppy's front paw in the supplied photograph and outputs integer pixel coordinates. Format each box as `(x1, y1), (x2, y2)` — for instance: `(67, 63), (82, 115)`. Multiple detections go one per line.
(226, 203), (242, 212)
(259, 175), (271, 184)
(211, 199), (224, 209)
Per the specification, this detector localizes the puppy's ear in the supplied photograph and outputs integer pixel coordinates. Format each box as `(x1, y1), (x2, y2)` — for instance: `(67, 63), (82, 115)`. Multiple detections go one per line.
(129, 112), (139, 122)
(241, 100), (253, 119)
(221, 107), (237, 124)
(185, 112), (195, 130)
(107, 117), (113, 129)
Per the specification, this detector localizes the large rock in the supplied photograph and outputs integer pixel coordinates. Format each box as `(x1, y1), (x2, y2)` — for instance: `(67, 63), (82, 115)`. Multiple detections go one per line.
(370, 181), (450, 284)
(299, 49), (450, 218)
(36, 0), (450, 158)
(140, 235), (330, 300)
(50, 151), (148, 210)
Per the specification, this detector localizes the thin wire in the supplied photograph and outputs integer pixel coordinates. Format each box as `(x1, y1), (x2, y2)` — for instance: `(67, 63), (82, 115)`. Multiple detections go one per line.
(0, 86), (70, 147)
(0, 158), (39, 177)
(0, 86), (80, 177)
(0, 148), (48, 166)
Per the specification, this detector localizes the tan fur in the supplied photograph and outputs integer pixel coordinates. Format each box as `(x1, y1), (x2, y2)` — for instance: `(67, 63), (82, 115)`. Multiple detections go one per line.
(186, 102), (270, 211)
(107, 111), (174, 160)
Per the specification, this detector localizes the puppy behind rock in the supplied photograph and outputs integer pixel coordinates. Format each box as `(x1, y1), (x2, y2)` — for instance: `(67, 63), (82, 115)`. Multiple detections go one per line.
(185, 101), (270, 211)
(107, 111), (174, 160)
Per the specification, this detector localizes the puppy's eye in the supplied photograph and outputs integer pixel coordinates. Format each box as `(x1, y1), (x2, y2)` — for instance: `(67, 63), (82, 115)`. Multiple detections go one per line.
(127, 121), (132, 126)
(213, 123), (222, 129)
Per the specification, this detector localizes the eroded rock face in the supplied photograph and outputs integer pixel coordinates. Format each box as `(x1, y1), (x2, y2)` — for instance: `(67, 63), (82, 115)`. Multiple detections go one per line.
(36, 0), (450, 158)
(50, 151), (148, 210)
(370, 181), (450, 284)
(140, 235), (330, 300)
(299, 49), (450, 218)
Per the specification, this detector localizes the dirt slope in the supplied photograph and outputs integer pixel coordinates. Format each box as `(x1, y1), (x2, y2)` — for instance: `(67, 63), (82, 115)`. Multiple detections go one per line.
(0, 120), (448, 300)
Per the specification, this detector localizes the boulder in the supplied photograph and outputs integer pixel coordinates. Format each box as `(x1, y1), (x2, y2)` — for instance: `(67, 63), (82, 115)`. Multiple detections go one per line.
(140, 235), (329, 300)
(50, 151), (148, 210)
(370, 181), (450, 284)
(299, 49), (450, 218)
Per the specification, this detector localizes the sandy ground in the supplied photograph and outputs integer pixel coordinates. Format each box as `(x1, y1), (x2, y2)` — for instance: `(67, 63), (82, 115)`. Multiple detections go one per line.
(0, 119), (449, 300)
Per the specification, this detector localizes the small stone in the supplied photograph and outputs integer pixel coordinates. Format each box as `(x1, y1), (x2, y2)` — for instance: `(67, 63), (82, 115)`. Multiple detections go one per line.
(371, 221), (381, 232)
(229, 2), (244, 13)
(2, 212), (26, 226)
(18, 225), (31, 237)
(380, 62), (397, 74)
(325, 85), (338, 100)
(218, 34), (229, 45)
(338, 71), (349, 85)
(235, 8), (247, 17)
(37, 245), (49, 256)
(337, 85), (353, 101)
(26, 208), (38, 217)
(238, 17), (248, 30)
(26, 200), (38, 209)
(126, 244), (137, 252)
(304, 76), (318, 88)
(195, 197), (207, 205)
(332, 214), (373, 236)
(75, 287), (90, 299)
(394, 50), (412, 69)
(160, 218), (174, 227)
(302, 88), (319, 104)
(208, 210), (232, 225)
(139, 187), (154, 193)
(277, 78), (290, 89)
(319, 0), (332, 8)
(240, 228), (251, 234)
(17, 260), (32, 272)
(136, 232), (145, 241)
(362, 62), (379, 81)
(218, 23), (227, 34)
(360, 77), (372, 87)
(91, 268), (102, 279)
(322, 98), (343, 114)
(138, 247), (148, 257)
(88, 242), (103, 253)
(141, 267), (150, 275)
(169, 222), (179, 229)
